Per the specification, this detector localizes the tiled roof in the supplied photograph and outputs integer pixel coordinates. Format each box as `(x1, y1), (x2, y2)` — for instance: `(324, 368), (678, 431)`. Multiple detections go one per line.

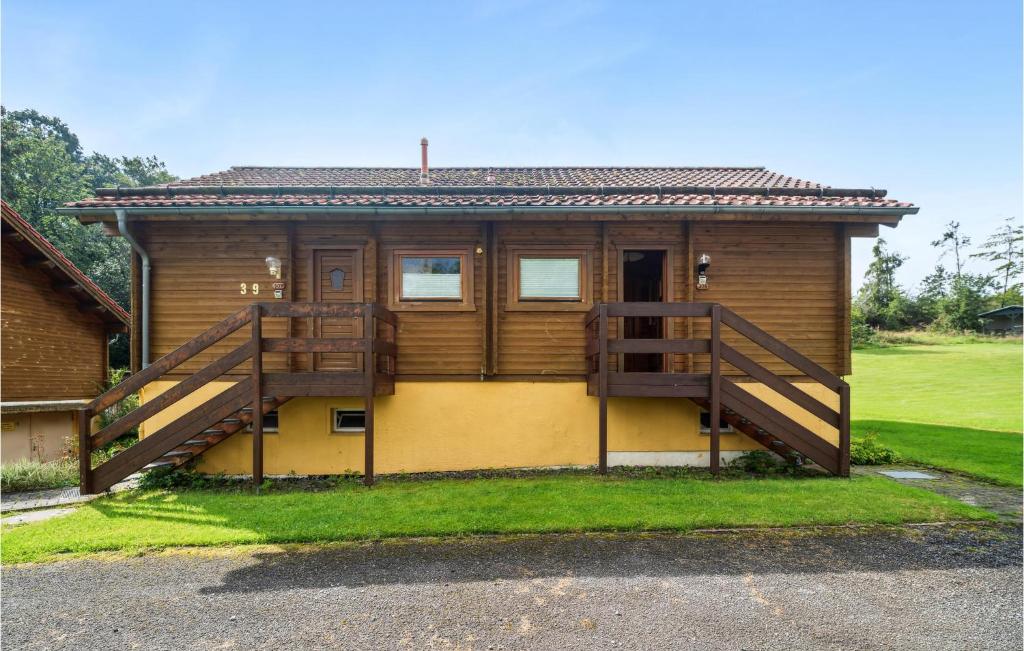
(1, 201), (130, 324)
(170, 166), (823, 189)
(62, 166), (916, 212)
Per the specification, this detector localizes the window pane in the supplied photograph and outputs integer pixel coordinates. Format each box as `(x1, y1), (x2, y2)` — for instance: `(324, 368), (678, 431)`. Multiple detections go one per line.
(333, 409), (366, 432)
(401, 256), (462, 299)
(520, 257), (580, 299)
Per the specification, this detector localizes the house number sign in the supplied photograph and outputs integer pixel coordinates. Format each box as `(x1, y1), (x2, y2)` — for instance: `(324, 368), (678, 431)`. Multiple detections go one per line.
(240, 282), (286, 298)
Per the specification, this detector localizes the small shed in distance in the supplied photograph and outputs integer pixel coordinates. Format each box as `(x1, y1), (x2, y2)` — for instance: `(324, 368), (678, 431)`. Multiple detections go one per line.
(1, 201), (129, 463)
(978, 305), (1023, 335)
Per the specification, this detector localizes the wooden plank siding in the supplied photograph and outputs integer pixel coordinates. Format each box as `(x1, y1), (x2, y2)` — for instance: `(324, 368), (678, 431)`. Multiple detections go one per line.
(496, 222), (601, 376)
(1, 239), (109, 400)
(689, 222), (845, 376)
(141, 218), (851, 379)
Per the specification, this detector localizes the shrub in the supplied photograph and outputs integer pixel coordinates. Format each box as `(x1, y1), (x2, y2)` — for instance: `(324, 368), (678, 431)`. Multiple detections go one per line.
(850, 434), (902, 465)
(729, 450), (804, 476)
(95, 368), (140, 433)
(0, 458), (78, 492)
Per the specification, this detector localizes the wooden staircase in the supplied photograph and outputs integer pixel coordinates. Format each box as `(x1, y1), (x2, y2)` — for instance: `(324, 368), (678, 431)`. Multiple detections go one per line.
(79, 302), (397, 494)
(586, 302), (850, 476)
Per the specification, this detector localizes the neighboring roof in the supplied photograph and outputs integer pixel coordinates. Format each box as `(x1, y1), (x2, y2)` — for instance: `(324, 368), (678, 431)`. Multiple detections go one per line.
(0, 399), (91, 414)
(1, 201), (130, 327)
(60, 165), (917, 214)
(978, 305), (1024, 318)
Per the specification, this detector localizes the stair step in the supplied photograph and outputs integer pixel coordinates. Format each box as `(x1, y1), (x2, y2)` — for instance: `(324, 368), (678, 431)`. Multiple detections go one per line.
(202, 428), (226, 435)
(143, 460), (175, 470)
(184, 439), (214, 446)
(221, 418), (242, 425)
(162, 450), (193, 459)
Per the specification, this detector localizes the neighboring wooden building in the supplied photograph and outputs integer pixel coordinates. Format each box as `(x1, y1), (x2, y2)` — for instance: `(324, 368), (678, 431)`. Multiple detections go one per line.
(62, 147), (917, 493)
(978, 305), (1023, 335)
(1, 201), (129, 463)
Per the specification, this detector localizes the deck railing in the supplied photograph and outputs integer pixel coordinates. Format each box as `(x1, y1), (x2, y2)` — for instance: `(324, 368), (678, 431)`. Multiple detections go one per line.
(584, 302), (850, 476)
(79, 302), (397, 493)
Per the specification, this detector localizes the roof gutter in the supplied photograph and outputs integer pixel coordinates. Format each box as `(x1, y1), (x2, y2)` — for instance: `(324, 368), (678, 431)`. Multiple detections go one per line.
(62, 204), (918, 218)
(116, 209), (150, 368)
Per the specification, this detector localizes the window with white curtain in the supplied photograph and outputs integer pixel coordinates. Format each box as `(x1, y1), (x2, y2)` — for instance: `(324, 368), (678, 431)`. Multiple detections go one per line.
(519, 256), (582, 300)
(400, 256), (463, 300)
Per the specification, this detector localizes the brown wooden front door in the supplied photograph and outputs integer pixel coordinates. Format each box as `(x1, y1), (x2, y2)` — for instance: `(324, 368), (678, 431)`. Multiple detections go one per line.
(313, 248), (363, 371)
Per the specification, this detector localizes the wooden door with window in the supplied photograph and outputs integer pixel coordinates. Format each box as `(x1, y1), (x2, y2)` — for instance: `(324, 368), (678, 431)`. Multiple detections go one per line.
(312, 248), (363, 371)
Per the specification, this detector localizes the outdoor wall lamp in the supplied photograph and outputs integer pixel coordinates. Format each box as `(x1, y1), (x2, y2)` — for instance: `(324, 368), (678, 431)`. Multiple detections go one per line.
(265, 256), (282, 279)
(696, 253), (711, 290)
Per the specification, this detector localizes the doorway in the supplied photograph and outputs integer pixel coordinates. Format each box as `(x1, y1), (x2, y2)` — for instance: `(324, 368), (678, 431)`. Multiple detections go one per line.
(312, 248), (363, 371)
(621, 249), (666, 372)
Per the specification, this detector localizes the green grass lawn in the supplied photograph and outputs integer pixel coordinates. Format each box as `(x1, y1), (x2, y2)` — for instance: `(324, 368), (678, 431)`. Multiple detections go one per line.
(1, 475), (991, 564)
(850, 340), (1023, 486)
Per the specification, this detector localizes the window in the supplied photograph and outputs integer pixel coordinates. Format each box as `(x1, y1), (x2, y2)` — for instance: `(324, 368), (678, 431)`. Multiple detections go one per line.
(246, 409), (279, 433)
(389, 248), (474, 310)
(699, 408), (734, 434)
(332, 409), (366, 432)
(329, 267), (345, 290)
(401, 256), (462, 300)
(507, 247), (591, 311)
(519, 256), (581, 300)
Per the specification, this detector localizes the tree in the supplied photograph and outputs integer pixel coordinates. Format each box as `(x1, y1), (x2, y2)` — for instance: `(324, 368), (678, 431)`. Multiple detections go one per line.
(1, 106), (178, 368)
(85, 153), (176, 188)
(971, 216), (1023, 307)
(856, 238), (911, 330)
(935, 273), (996, 332)
(931, 221), (971, 280)
(908, 265), (948, 326)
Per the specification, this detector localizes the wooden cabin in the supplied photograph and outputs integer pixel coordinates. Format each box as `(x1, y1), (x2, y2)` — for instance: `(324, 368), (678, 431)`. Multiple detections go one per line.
(61, 147), (917, 493)
(1, 201), (129, 464)
(978, 305), (1023, 335)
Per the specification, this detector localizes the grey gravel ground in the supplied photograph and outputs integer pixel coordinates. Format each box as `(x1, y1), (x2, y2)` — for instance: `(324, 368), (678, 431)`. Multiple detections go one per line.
(3, 523), (1021, 650)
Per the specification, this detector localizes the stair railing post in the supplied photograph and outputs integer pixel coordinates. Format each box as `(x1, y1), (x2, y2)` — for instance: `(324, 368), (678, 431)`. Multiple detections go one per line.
(710, 304), (721, 475)
(78, 408), (93, 494)
(363, 303), (376, 486)
(839, 383), (851, 477)
(598, 304), (608, 474)
(251, 303), (264, 490)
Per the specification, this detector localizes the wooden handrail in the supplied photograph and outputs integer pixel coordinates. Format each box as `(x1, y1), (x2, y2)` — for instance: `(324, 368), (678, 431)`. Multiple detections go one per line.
(720, 343), (840, 427)
(718, 306), (846, 391)
(259, 302), (372, 319)
(90, 341), (255, 448)
(89, 307), (253, 413)
(605, 302), (714, 318)
(608, 339), (710, 354)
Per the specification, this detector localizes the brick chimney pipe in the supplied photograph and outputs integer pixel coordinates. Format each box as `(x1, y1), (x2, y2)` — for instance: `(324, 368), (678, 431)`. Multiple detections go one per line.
(420, 138), (429, 177)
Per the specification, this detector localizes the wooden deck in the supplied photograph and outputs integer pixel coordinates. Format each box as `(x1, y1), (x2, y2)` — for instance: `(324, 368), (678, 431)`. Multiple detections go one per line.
(77, 302), (397, 493)
(585, 302), (850, 476)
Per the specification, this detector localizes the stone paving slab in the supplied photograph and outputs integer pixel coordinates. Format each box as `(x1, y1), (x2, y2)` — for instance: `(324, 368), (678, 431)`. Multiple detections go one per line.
(857, 465), (1023, 522)
(1, 475), (139, 513)
(3, 507), (76, 525)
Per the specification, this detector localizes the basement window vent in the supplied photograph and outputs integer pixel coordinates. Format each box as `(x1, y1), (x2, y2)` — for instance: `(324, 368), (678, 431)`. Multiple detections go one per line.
(699, 408), (734, 435)
(246, 409), (279, 433)
(332, 409), (366, 433)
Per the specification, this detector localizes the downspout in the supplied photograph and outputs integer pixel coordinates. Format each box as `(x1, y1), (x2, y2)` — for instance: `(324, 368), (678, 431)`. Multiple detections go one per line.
(116, 209), (150, 368)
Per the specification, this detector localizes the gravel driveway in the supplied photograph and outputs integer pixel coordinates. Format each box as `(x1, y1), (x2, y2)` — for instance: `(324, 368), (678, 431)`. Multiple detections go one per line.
(3, 523), (1020, 650)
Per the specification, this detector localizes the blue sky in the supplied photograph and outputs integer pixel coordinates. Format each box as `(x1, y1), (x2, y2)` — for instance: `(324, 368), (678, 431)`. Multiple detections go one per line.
(3, 0), (1020, 288)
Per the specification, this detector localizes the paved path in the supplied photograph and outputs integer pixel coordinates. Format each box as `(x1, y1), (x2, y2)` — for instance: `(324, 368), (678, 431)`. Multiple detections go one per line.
(3, 523), (1020, 650)
(855, 465), (1023, 522)
(1, 476), (138, 513)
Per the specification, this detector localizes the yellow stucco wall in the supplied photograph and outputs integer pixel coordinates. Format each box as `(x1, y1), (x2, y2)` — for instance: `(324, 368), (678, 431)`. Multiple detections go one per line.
(137, 380), (837, 475)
